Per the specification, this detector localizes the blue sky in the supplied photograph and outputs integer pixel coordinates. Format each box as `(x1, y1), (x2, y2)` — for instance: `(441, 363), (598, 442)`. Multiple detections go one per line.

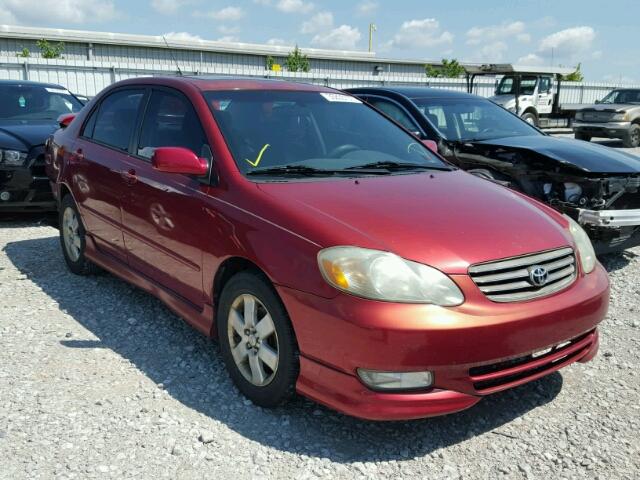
(0, 0), (637, 82)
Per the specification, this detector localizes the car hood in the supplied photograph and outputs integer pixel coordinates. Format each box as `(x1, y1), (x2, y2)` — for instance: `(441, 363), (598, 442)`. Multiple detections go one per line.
(0, 121), (57, 151)
(472, 135), (640, 174)
(256, 170), (572, 274)
(579, 103), (639, 112)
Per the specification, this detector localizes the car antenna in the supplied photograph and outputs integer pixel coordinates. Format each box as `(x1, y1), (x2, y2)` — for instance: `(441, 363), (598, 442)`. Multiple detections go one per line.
(162, 35), (183, 76)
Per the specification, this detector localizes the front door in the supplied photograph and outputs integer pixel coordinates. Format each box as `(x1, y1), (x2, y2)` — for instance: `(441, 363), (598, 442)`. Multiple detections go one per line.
(120, 88), (211, 307)
(536, 76), (554, 115)
(73, 88), (145, 262)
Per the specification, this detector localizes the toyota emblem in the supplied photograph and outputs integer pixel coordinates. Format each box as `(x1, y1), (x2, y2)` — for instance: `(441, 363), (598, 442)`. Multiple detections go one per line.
(528, 266), (549, 287)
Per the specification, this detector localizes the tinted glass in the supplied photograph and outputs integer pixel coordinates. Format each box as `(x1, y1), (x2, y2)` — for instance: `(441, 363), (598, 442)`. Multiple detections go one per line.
(92, 89), (144, 151)
(412, 97), (540, 142)
(367, 98), (418, 131)
(138, 90), (209, 159)
(497, 76), (537, 95)
(204, 90), (446, 175)
(0, 84), (83, 121)
(600, 89), (640, 104)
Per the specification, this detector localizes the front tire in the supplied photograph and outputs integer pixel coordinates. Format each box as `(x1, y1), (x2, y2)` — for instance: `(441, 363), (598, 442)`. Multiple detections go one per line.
(522, 112), (538, 126)
(59, 195), (99, 276)
(575, 132), (592, 142)
(217, 271), (299, 408)
(623, 124), (640, 148)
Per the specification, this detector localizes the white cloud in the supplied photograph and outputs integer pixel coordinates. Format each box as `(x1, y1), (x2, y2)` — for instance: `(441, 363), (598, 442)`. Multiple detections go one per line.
(312, 25), (361, 50)
(206, 6), (245, 21)
(0, 0), (118, 24)
(301, 11), (333, 34)
(356, 1), (378, 16)
(388, 18), (453, 49)
(216, 35), (240, 43)
(163, 31), (202, 42)
(538, 26), (595, 58)
(266, 38), (287, 46)
(218, 25), (240, 35)
(517, 53), (545, 66)
(253, 0), (314, 13)
(466, 21), (528, 45)
(151, 0), (191, 15)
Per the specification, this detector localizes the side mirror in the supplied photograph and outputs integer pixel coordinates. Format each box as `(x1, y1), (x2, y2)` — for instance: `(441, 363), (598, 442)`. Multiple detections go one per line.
(422, 139), (439, 153)
(57, 113), (76, 129)
(151, 147), (209, 176)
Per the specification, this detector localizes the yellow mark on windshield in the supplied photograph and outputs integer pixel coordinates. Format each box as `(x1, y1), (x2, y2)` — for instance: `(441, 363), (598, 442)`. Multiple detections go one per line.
(246, 144), (270, 167)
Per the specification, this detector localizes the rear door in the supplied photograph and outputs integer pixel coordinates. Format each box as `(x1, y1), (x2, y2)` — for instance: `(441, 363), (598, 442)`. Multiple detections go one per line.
(73, 88), (146, 262)
(120, 87), (211, 306)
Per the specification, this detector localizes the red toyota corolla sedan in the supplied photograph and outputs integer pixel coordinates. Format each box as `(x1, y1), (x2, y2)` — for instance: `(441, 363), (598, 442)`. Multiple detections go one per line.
(45, 77), (609, 420)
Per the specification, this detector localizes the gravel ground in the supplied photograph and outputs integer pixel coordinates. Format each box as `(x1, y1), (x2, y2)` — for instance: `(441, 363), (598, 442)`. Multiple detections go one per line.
(1, 137), (639, 480)
(0, 224), (638, 479)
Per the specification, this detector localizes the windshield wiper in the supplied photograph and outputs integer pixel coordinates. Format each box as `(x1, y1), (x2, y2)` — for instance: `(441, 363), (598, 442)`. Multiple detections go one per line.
(346, 161), (453, 172)
(246, 165), (389, 177)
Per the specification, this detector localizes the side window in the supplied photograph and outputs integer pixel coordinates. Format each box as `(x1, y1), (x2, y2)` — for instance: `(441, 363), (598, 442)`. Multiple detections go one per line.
(81, 108), (98, 138)
(137, 90), (208, 159)
(539, 77), (551, 93)
(92, 89), (144, 151)
(368, 98), (419, 132)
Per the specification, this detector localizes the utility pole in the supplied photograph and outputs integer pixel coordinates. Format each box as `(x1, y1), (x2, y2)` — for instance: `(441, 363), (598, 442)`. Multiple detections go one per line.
(368, 23), (377, 52)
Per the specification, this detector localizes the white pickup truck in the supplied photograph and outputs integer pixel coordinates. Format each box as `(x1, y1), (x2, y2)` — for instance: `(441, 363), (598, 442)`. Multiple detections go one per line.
(466, 64), (584, 128)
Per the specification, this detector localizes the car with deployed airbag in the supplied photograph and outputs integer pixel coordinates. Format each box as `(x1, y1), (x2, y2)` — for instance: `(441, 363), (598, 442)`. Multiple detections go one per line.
(47, 77), (608, 420)
(347, 87), (640, 254)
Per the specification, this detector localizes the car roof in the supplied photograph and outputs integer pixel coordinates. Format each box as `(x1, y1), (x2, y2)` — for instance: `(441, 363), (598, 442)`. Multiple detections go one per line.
(115, 75), (336, 93)
(0, 79), (67, 89)
(346, 86), (482, 101)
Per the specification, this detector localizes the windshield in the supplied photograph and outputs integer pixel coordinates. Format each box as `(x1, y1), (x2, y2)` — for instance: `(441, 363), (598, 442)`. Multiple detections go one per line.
(412, 97), (540, 142)
(600, 89), (640, 104)
(0, 84), (83, 121)
(496, 76), (538, 96)
(204, 90), (448, 176)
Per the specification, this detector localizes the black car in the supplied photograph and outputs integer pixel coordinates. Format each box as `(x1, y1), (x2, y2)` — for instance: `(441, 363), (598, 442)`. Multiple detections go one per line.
(346, 87), (640, 254)
(0, 80), (84, 212)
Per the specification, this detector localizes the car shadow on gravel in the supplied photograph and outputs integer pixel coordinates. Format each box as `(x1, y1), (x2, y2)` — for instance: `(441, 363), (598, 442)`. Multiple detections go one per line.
(599, 250), (638, 273)
(5, 234), (565, 463)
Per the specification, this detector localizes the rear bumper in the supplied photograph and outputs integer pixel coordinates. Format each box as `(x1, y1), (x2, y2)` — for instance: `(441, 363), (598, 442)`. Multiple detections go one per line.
(281, 264), (609, 420)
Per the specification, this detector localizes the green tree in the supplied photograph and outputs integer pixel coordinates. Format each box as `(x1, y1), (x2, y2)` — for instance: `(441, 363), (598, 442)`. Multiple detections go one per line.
(562, 63), (584, 82)
(285, 46), (310, 73)
(265, 55), (275, 70)
(425, 58), (466, 78)
(17, 47), (30, 58)
(36, 39), (65, 59)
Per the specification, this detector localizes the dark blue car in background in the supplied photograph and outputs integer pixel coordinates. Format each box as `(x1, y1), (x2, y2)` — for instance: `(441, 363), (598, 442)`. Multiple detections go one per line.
(347, 87), (640, 254)
(0, 80), (83, 212)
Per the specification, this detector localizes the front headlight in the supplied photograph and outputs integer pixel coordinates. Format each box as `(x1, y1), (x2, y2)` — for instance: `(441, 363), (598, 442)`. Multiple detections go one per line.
(318, 246), (464, 305)
(612, 112), (629, 122)
(1, 150), (28, 166)
(564, 215), (596, 274)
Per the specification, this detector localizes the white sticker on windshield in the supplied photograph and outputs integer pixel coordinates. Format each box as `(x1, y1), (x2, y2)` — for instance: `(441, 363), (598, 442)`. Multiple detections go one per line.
(45, 87), (69, 94)
(320, 93), (362, 103)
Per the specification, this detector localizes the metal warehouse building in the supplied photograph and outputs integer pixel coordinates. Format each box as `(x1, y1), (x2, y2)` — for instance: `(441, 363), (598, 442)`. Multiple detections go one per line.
(0, 25), (636, 102)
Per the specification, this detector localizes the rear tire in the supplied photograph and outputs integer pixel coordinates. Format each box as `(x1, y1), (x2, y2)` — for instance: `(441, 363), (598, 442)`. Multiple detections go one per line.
(217, 271), (299, 408)
(59, 195), (99, 276)
(575, 132), (592, 142)
(623, 124), (640, 148)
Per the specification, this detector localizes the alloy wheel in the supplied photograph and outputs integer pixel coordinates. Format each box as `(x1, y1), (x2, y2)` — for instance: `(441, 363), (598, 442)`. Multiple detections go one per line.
(227, 294), (279, 386)
(62, 207), (81, 262)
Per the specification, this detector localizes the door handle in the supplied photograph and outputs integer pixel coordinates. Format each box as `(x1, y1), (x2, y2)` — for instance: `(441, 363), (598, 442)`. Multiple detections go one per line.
(121, 168), (138, 185)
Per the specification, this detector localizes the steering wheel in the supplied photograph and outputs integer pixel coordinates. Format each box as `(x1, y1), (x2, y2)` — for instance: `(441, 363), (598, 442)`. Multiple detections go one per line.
(328, 144), (361, 158)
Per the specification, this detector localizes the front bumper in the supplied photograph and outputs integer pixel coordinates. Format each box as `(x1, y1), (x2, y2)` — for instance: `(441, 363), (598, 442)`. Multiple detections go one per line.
(281, 263), (609, 420)
(573, 121), (632, 138)
(579, 208), (640, 227)
(0, 166), (55, 212)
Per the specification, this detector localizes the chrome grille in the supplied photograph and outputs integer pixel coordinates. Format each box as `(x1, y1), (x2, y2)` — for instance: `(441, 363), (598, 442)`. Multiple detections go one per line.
(469, 247), (576, 302)
(583, 111), (614, 122)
